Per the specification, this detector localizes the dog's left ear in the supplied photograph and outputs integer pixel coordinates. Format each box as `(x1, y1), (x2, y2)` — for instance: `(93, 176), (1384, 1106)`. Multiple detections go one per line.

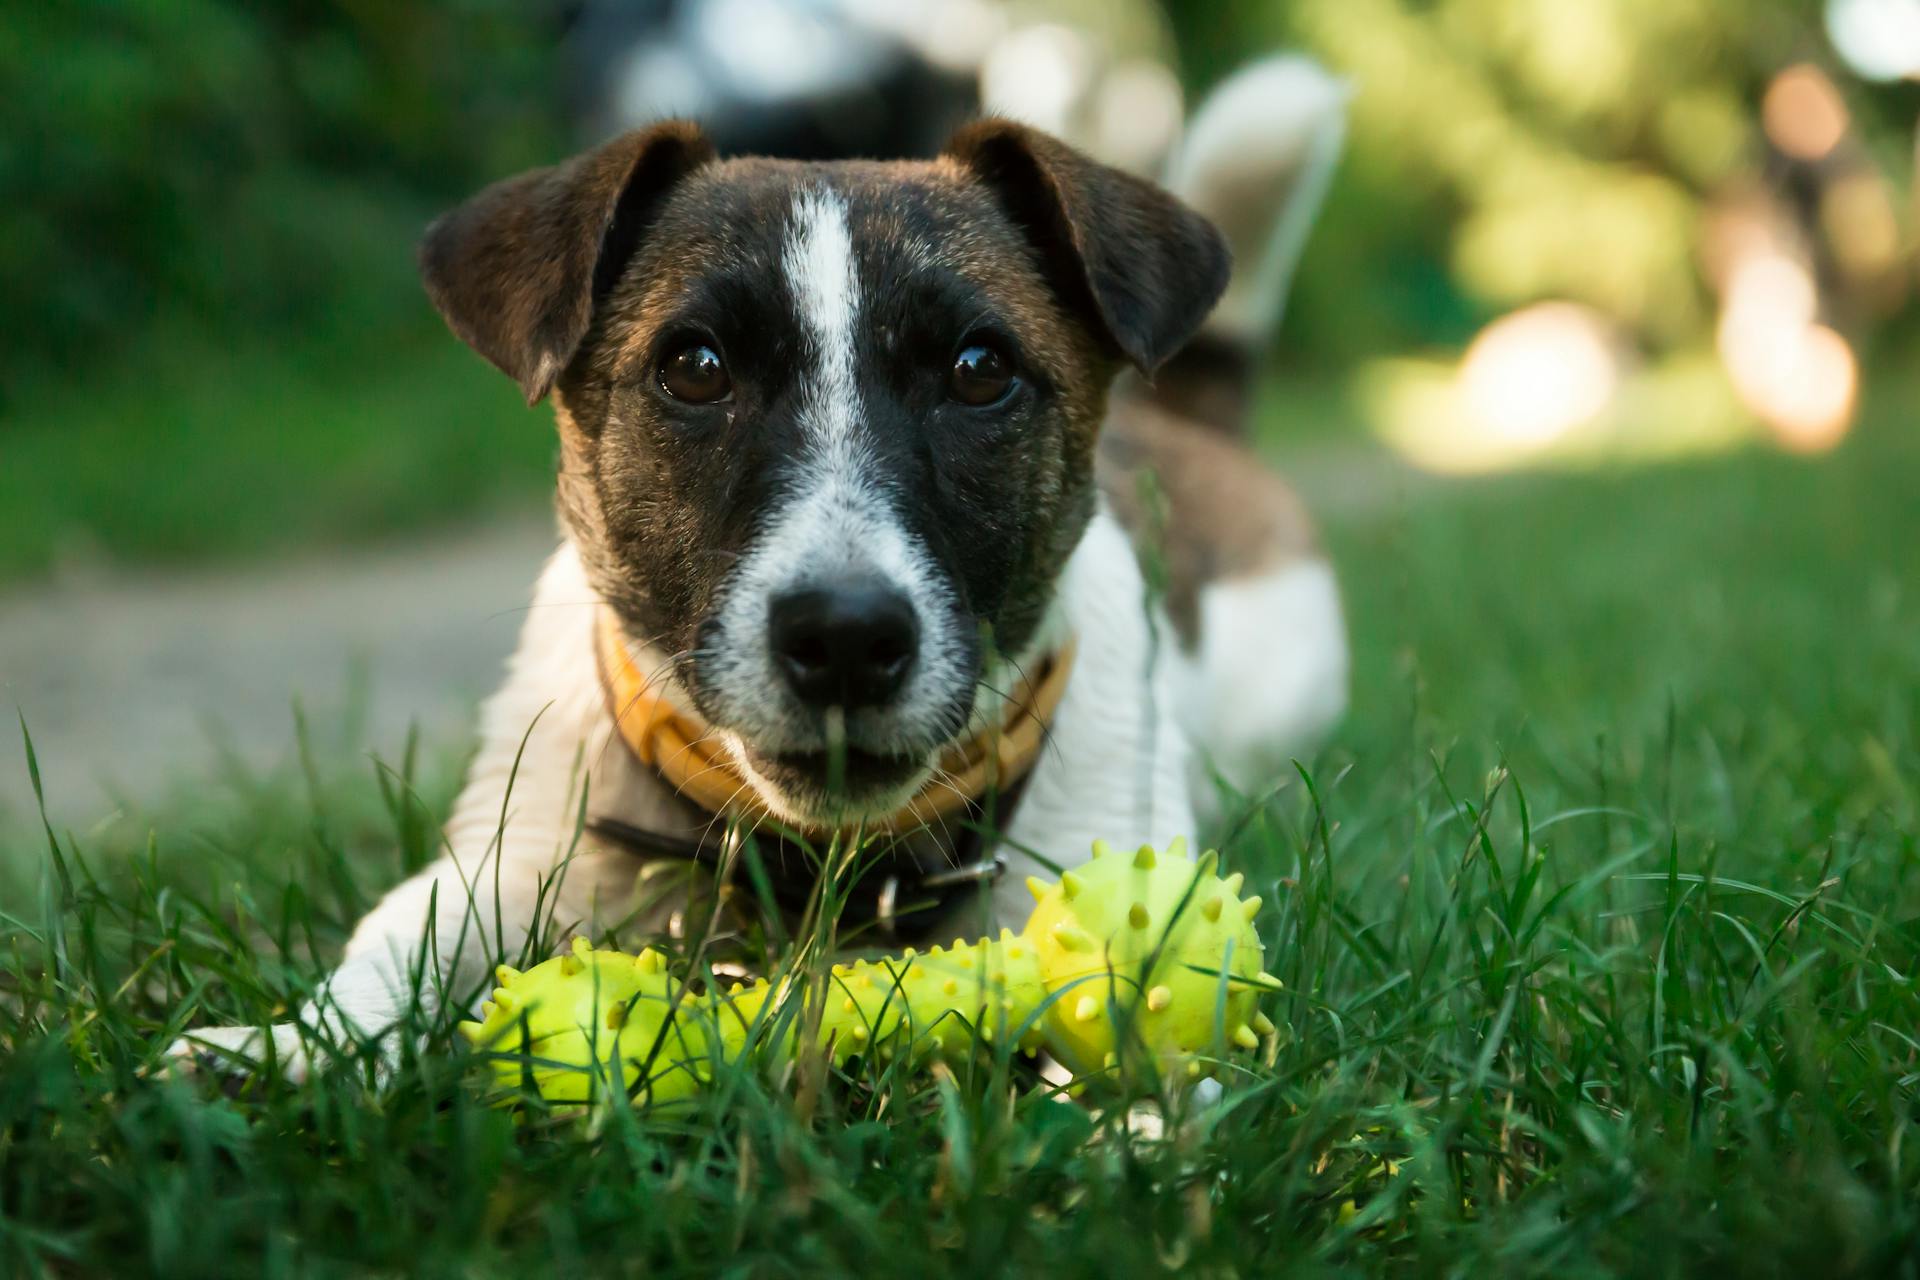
(945, 120), (1230, 374)
(419, 121), (715, 404)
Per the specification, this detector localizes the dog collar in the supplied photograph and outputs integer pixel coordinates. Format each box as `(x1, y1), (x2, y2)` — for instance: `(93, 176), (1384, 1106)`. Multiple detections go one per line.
(593, 607), (1073, 837)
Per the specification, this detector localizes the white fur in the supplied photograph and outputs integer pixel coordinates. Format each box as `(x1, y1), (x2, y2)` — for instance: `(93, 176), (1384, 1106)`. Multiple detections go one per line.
(787, 186), (860, 452)
(1172, 557), (1349, 810)
(993, 505), (1197, 923)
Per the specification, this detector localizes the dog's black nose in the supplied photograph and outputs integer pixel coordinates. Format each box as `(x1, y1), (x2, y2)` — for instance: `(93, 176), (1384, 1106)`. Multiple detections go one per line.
(769, 580), (918, 710)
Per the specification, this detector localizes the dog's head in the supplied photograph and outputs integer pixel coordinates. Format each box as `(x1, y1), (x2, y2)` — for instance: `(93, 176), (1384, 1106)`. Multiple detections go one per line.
(420, 121), (1227, 824)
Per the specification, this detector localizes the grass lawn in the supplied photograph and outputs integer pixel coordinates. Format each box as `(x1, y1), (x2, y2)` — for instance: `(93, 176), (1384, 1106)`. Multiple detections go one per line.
(4, 386), (1919, 1276)
(0, 314), (556, 586)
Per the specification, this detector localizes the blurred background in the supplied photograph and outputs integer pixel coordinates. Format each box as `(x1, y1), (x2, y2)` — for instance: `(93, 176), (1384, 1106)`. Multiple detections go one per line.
(5, 0), (1919, 824)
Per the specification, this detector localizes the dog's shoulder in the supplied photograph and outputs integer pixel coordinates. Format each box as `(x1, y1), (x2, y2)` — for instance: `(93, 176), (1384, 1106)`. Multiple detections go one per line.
(1095, 397), (1321, 644)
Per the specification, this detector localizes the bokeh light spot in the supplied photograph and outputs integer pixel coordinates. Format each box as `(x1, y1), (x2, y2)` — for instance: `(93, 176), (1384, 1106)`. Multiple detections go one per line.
(1717, 253), (1859, 451)
(981, 24), (1093, 133)
(1762, 64), (1850, 162)
(1826, 0), (1920, 82)
(1458, 303), (1622, 447)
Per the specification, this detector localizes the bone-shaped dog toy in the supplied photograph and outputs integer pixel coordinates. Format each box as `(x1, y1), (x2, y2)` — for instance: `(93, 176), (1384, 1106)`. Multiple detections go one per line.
(460, 837), (1280, 1103)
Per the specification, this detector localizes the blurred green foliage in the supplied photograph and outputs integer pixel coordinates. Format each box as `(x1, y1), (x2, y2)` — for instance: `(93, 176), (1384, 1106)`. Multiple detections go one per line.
(1169, 0), (1920, 362)
(0, 0), (564, 386)
(16, 0), (1913, 385)
(4, 0), (1917, 583)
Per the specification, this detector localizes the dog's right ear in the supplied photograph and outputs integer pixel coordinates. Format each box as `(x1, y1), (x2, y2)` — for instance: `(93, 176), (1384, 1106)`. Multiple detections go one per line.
(419, 121), (714, 404)
(945, 119), (1229, 376)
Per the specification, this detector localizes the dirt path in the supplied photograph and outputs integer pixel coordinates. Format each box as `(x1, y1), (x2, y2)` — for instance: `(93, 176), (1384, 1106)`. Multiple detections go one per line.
(1, 516), (560, 830)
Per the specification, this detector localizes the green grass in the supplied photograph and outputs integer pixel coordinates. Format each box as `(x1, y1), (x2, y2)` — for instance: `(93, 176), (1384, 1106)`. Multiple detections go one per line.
(0, 313), (555, 584)
(4, 395), (1920, 1276)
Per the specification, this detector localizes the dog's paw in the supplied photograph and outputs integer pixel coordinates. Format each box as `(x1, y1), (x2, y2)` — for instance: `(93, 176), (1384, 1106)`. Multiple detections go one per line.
(164, 1012), (409, 1090)
(163, 1023), (316, 1085)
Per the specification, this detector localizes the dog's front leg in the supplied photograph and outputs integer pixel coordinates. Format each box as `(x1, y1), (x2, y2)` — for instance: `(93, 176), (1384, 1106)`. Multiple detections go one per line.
(166, 693), (632, 1082)
(165, 546), (654, 1082)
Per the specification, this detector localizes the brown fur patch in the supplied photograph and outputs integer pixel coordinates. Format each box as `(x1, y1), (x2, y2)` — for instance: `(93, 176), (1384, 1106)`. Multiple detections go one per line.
(1097, 397), (1320, 646)
(1123, 334), (1255, 437)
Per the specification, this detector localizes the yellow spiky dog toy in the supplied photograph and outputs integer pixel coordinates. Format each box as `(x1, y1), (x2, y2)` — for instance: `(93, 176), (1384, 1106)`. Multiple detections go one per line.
(459, 837), (1278, 1103)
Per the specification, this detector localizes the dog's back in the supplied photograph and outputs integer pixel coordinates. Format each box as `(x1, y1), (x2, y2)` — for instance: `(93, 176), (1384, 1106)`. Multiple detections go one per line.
(1099, 59), (1351, 801)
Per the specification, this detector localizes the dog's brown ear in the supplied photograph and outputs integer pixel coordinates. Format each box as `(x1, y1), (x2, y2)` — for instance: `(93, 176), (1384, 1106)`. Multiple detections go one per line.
(945, 120), (1230, 374)
(419, 121), (714, 404)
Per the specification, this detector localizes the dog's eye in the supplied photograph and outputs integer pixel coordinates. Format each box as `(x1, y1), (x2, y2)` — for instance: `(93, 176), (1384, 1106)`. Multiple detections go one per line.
(659, 342), (731, 403)
(948, 341), (1015, 407)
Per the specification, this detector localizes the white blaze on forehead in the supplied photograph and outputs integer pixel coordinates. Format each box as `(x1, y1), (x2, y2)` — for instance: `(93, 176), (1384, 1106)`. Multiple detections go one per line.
(783, 187), (861, 449)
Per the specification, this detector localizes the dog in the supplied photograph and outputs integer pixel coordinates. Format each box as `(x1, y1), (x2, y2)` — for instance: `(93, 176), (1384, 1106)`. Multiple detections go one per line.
(169, 59), (1350, 1080)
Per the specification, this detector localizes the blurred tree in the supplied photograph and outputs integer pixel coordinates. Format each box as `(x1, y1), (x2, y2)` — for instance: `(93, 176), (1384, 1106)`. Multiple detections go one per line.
(0, 0), (565, 389)
(8, 0), (1917, 397)
(1165, 0), (1919, 363)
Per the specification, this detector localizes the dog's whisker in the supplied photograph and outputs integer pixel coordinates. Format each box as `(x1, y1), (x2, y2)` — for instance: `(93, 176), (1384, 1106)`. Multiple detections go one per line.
(979, 653), (1068, 769)
(695, 776), (769, 857)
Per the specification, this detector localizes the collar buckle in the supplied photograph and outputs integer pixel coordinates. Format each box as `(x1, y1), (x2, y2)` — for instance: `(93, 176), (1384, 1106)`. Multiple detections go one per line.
(874, 854), (1006, 943)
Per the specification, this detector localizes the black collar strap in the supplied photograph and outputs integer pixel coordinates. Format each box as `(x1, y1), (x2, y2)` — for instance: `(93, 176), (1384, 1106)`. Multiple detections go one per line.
(585, 802), (1015, 946)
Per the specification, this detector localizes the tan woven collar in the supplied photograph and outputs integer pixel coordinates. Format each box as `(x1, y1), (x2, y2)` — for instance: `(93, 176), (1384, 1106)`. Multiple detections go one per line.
(594, 608), (1073, 837)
